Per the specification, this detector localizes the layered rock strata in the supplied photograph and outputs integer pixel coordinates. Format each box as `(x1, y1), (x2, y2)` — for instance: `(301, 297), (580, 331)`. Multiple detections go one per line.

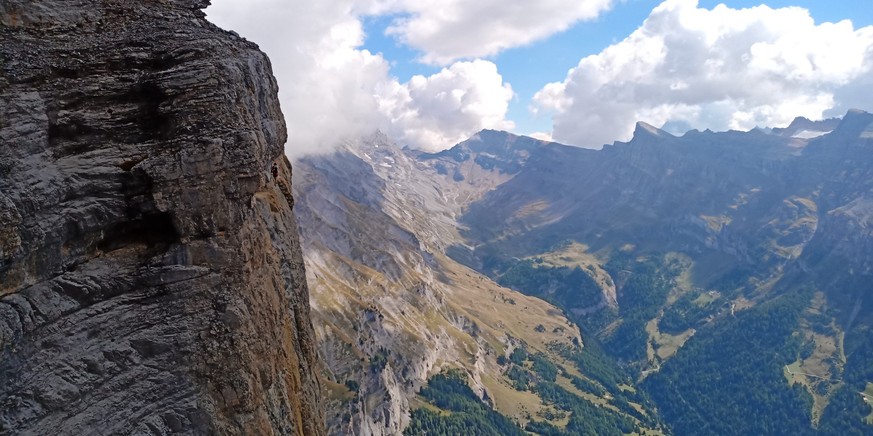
(0, 1), (323, 434)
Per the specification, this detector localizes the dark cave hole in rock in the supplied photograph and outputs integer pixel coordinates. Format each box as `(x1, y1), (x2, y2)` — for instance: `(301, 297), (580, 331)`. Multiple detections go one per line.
(97, 211), (180, 253)
(128, 81), (174, 141)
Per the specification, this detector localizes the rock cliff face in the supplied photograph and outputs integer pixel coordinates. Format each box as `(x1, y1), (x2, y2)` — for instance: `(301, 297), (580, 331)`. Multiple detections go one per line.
(0, 1), (323, 434)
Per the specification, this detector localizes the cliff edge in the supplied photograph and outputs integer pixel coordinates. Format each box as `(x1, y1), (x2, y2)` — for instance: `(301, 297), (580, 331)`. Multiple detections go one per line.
(0, 1), (324, 434)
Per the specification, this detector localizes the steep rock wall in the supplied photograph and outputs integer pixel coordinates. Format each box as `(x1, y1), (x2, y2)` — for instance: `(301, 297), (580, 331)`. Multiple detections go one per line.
(0, 1), (323, 434)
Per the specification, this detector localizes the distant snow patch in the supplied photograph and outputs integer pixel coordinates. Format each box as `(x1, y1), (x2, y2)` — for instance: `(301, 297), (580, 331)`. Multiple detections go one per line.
(792, 130), (831, 139)
(529, 132), (554, 142)
(862, 122), (873, 139)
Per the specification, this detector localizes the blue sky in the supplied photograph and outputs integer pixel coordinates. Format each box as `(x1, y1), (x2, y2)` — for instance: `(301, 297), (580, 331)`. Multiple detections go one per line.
(362, 0), (873, 136)
(208, 0), (873, 155)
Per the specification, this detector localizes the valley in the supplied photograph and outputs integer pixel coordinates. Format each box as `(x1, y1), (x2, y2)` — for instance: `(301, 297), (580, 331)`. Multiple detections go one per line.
(294, 110), (873, 435)
(292, 134), (661, 434)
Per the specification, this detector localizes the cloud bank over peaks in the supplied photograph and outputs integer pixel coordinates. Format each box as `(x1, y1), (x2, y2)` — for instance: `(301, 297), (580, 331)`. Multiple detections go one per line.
(533, 0), (873, 148)
(207, 0), (517, 156)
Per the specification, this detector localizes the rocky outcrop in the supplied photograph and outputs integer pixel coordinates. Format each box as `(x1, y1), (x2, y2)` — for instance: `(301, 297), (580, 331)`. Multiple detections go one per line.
(0, 1), (323, 434)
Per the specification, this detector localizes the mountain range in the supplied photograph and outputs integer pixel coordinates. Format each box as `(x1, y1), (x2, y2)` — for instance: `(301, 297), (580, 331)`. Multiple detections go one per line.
(293, 109), (873, 435)
(11, 2), (869, 434)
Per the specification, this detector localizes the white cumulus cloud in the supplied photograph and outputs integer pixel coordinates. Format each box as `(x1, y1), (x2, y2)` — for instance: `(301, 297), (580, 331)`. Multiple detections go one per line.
(533, 0), (873, 148)
(207, 0), (388, 156)
(368, 0), (615, 65)
(206, 0), (520, 155)
(378, 60), (515, 151)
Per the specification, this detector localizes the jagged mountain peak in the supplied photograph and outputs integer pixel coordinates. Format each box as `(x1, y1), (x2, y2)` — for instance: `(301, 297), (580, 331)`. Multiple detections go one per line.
(632, 121), (674, 142)
(418, 129), (573, 178)
(468, 128), (564, 151)
(335, 129), (395, 153)
(834, 108), (873, 137)
(772, 114), (842, 139)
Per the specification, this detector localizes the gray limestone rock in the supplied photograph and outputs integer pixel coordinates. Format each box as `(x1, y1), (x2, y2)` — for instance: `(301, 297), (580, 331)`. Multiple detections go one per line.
(0, 1), (324, 434)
